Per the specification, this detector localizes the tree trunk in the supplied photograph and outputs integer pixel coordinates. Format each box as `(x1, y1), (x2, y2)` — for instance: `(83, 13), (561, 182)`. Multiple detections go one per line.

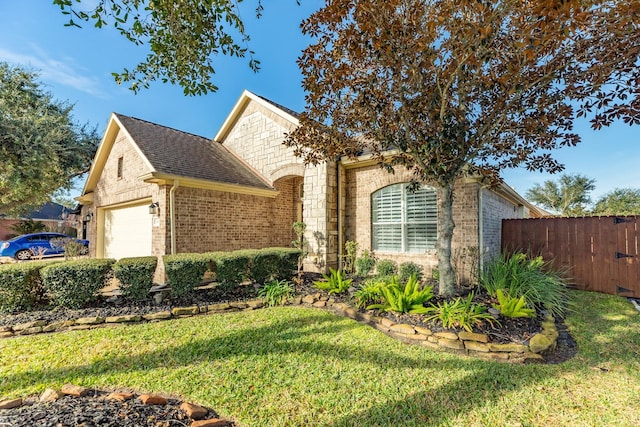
(437, 182), (456, 297)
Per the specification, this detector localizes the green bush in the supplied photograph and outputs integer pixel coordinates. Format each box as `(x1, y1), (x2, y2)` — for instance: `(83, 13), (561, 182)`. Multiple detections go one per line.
(352, 280), (383, 309)
(41, 258), (115, 309)
(258, 279), (295, 307)
(163, 253), (211, 298)
(250, 251), (281, 284)
(313, 268), (353, 294)
(376, 259), (397, 277)
(480, 252), (570, 318)
(0, 261), (51, 312)
(273, 248), (300, 279)
(355, 250), (376, 276)
(367, 275), (433, 314)
(113, 256), (158, 301)
(425, 293), (497, 332)
(211, 251), (251, 290)
(343, 240), (359, 274)
(492, 288), (536, 318)
(398, 261), (424, 283)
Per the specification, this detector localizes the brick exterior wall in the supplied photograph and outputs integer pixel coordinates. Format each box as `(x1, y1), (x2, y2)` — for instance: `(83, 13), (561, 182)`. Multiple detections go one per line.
(171, 186), (291, 253)
(480, 187), (522, 263)
(343, 164), (481, 278)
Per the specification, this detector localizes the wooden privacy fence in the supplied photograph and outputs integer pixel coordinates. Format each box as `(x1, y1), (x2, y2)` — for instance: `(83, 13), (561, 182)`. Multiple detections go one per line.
(502, 216), (640, 298)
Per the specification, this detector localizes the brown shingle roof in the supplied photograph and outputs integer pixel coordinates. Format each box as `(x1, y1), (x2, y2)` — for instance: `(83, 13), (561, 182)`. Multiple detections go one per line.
(114, 113), (272, 190)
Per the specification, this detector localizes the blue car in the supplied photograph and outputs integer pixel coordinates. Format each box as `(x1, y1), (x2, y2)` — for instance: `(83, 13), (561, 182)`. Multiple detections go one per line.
(0, 232), (89, 261)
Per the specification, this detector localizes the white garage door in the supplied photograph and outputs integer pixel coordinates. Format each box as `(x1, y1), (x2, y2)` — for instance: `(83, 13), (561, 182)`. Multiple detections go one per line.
(103, 204), (152, 259)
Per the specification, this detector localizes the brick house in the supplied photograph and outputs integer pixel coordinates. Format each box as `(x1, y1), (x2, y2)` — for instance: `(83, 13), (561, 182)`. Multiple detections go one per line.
(78, 90), (542, 282)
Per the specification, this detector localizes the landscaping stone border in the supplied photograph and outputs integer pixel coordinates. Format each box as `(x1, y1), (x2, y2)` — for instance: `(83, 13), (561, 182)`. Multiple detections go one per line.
(0, 383), (232, 427)
(0, 293), (559, 362)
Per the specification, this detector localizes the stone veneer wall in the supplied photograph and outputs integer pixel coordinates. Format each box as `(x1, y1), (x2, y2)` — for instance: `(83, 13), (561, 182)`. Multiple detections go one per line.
(343, 164), (480, 278)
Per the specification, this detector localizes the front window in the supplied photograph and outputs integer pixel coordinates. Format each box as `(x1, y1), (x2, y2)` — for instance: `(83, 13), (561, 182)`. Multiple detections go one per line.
(371, 183), (437, 252)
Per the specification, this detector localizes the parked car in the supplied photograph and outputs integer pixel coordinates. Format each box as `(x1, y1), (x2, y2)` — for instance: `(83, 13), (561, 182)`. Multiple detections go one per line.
(0, 232), (89, 260)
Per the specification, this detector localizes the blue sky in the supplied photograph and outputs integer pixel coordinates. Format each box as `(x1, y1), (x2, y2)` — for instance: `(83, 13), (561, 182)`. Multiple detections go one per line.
(1, 1), (637, 203)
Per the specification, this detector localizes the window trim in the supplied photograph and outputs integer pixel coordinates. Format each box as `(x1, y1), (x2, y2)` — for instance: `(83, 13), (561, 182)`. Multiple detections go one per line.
(117, 156), (124, 179)
(371, 183), (438, 253)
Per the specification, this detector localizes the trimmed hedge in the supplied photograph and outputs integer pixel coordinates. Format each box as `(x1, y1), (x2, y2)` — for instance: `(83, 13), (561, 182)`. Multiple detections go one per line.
(164, 248), (301, 298)
(0, 261), (52, 313)
(113, 256), (158, 301)
(41, 258), (115, 309)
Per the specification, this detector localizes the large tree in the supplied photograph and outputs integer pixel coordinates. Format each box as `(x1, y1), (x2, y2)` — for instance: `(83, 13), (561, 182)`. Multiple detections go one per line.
(592, 188), (640, 216)
(53, 0), (264, 95)
(525, 174), (596, 216)
(285, 0), (640, 296)
(0, 62), (99, 216)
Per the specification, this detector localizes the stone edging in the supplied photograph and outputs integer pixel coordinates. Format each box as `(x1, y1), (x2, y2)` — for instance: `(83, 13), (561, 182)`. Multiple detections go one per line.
(0, 294), (559, 362)
(0, 383), (232, 427)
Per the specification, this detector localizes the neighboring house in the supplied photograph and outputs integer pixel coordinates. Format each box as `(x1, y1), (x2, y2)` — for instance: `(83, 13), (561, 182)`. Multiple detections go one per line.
(0, 202), (77, 241)
(77, 90), (542, 283)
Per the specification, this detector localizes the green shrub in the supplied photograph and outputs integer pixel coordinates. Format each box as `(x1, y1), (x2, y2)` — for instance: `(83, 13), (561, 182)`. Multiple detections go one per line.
(355, 250), (376, 276)
(0, 261), (51, 312)
(313, 268), (353, 294)
(164, 253), (211, 298)
(250, 251), (281, 284)
(481, 252), (570, 318)
(398, 261), (424, 283)
(211, 251), (251, 290)
(492, 288), (536, 318)
(258, 279), (295, 307)
(352, 280), (383, 309)
(376, 259), (398, 277)
(41, 259), (115, 308)
(113, 256), (158, 301)
(425, 293), (497, 332)
(367, 275), (433, 314)
(249, 248), (300, 283)
(343, 240), (359, 274)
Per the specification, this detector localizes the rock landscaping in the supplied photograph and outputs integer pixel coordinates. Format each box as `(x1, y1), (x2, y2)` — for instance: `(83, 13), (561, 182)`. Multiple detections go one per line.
(0, 384), (232, 427)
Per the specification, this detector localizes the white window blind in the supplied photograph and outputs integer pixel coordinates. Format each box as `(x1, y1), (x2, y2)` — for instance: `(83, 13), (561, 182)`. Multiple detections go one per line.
(371, 183), (437, 253)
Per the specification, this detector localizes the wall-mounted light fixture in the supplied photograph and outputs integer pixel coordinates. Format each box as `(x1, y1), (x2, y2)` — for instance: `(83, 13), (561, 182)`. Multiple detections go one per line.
(84, 212), (93, 222)
(148, 202), (160, 215)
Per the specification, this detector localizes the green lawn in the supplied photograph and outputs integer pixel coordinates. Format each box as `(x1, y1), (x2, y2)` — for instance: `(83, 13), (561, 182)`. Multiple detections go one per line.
(2, 291), (639, 426)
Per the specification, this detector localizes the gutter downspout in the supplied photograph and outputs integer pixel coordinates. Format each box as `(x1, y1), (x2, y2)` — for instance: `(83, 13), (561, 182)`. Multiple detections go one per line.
(170, 180), (180, 255)
(337, 161), (343, 270)
(478, 185), (484, 273)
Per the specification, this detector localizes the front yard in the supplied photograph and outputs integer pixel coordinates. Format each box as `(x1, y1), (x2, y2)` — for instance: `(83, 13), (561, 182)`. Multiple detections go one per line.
(1, 290), (639, 426)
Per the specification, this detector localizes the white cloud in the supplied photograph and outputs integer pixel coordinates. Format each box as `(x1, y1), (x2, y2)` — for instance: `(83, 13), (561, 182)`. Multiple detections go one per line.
(0, 45), (109, 99)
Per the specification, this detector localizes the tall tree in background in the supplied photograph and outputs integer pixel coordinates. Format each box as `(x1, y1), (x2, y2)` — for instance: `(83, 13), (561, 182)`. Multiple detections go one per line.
(593, 188), (640, 216)
(285, 0), (640, 296)
(525, 174), (596, 216)
(0, 62), (99, 216)
(53, 0), (264, 95)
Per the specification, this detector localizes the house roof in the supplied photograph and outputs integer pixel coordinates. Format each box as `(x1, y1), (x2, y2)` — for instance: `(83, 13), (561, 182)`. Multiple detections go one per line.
(79, 112), (276, 202)
(113, 114), (272, 190)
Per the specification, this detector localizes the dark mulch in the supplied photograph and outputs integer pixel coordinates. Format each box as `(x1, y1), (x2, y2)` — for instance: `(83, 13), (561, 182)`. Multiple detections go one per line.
(0, 390), (233, 427)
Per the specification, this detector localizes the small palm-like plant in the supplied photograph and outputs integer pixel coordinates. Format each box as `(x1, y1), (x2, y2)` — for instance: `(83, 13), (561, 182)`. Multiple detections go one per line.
(258, 279), (295, 307)
(367, 275), (433, 314)
(492, 288), (536, 318)
(425, 293), (498, 332)
(313, 268), (353, 294)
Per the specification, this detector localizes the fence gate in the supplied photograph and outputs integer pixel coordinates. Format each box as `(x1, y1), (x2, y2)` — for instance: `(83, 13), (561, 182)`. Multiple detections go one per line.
(502, 216), (640, 298)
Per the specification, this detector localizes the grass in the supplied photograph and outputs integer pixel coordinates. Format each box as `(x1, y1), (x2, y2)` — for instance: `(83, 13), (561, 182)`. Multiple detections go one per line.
(2, 291), (640, 426)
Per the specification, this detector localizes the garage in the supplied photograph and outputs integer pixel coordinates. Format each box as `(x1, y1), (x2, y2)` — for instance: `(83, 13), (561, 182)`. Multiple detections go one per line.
(103, 203), (152, 259)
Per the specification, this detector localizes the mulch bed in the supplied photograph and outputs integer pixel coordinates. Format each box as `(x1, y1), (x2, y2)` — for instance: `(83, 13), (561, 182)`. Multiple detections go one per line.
(1, 274), (577, 425)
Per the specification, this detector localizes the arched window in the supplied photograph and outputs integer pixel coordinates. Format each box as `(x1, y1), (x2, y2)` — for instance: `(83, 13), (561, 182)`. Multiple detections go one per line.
(371, 183), (437, 253)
